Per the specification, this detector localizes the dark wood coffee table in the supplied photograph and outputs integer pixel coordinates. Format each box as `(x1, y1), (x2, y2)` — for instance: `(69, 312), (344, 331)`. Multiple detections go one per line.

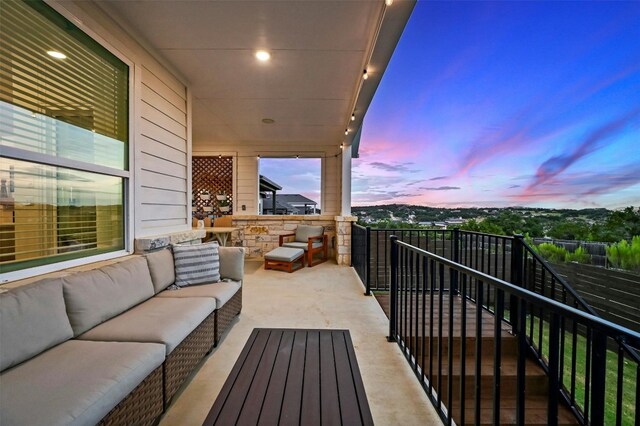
(203, 328), (374, 425)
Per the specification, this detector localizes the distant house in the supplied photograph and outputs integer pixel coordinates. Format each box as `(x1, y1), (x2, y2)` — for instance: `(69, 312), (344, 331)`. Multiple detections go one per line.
(259, 175), (319, 215)
(262, 194), (319, 215)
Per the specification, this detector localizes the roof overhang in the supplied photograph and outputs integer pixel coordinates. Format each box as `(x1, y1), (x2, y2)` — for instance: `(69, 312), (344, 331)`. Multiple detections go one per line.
(96, 0), (415, 151)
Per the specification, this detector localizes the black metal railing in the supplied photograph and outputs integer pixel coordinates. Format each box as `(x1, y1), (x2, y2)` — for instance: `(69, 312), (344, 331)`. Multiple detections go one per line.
(351, 223), (371, 295)
(388, 236), (640, 426)
(366, 228), (454, 292)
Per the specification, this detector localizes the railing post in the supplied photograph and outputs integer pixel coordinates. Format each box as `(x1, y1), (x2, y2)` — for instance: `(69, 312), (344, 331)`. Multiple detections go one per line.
(590, 329), (607, 425)
(452, 228), (460, 294)
(510, 234), (524, 334)
(388, 235), (398, 342)
(365, 226), (371, 296)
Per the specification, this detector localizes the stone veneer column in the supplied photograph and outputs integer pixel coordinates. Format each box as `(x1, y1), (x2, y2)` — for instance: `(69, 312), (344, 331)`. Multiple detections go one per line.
(334, 215), (357, 266)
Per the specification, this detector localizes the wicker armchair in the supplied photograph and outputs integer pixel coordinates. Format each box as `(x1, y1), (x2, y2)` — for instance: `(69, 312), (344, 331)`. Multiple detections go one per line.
(279, 224), (328, 267)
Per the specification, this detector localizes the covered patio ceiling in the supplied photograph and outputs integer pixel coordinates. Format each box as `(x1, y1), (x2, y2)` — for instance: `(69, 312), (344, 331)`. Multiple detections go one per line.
(96, 0), (414, 150)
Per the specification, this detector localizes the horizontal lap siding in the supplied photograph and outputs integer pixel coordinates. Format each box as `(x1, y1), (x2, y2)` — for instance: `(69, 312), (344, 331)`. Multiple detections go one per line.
(138, 65), (188, 230)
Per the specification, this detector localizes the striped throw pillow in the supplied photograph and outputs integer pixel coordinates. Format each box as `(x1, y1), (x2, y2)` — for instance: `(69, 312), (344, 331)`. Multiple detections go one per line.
(172, 242), (220, 287)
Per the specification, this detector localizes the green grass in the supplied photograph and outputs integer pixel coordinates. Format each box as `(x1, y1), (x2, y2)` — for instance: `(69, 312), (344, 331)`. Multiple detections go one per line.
(528, 317), (637, 425)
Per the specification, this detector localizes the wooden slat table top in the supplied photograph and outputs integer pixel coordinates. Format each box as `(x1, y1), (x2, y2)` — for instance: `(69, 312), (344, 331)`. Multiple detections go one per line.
(203, 328), (374, 426)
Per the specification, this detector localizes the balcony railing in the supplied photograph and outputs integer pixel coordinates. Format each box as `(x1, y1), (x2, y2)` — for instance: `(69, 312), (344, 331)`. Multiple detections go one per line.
(389, 237), (640, 425)
(351, 225), (640, 425)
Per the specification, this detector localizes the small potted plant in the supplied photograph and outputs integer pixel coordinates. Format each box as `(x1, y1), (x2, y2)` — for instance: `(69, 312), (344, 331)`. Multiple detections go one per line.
(219, 199), (230, 213)
(215, 190), (227, 201)
(199, 189), (211, 201)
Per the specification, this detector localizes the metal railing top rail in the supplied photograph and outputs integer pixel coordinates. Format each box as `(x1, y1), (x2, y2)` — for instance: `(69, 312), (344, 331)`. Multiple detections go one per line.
(458, 229), (515, 240)
(394, 239), (640, 348)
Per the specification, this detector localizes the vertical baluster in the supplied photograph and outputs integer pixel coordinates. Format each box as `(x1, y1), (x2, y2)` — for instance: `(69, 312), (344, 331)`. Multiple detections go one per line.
(429, 259), (435, 394)
(422, 257), (428, 386)
(493, 287), (504, 426)
(584, 328), (592, 423)
(548, 312), (560, 426)
(388, 236), (398, 342)
(447, 265), (456, 426)
(501, 238), (506, 281)
(559, 316), (566, 395)
(402, 246), (408, 355)
(475, 280), (484, 426)
(538, 263), (544, 356)
(615, 345), (624, 426)
(437, 263), (445, 410)
(365, 226), (371, 295)
(460, 273), (468, 425)
(570, 314), (578, 406)
(408, 250), (414, 363)
(415, 251), (421, 373)
(590, 330), (607, 426)
(384, 230), (389, 291)
(635, 364), (640, 426)
(516, 298), (527, 425)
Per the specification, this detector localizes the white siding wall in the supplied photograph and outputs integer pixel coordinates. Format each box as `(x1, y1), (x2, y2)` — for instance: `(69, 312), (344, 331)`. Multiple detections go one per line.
(194, 142), (343, 216)
(138, 67), (188, 230)
(54, 1), (191, 240)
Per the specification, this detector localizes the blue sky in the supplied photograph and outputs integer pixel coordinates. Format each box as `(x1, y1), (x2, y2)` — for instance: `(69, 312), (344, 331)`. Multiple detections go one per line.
(352, 1), (640, 208)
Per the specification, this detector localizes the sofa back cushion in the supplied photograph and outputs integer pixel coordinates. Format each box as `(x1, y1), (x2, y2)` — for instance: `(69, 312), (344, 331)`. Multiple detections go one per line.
(219, 247), (245, 281)
(0, 278), (73, 372)
(173, 242), (220, 286)
(63, 257), (155, 336)
(295, 225), (324, 243)
(145, 248), (175, 293)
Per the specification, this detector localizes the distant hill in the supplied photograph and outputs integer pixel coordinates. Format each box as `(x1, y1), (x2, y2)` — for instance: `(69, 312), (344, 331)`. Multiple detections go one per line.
(350, 204), (637, 241)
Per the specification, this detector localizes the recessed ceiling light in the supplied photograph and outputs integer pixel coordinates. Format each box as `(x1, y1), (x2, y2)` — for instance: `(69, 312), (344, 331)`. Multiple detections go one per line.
(385, 0), (394, 6)
(262, 118), (275, 124)
(47, 50), (66, 59)
(255, 50), (271, 61)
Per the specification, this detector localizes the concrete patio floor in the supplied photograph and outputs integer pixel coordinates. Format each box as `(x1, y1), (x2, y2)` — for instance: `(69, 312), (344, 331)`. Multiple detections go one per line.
(160, 260), (441, 425)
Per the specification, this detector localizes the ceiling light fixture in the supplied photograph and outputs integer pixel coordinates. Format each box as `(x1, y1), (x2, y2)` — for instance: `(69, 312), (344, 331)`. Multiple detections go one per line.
(362, 69), (368, 80)
(351, 113), (355, 121)
(345, 129), (349, 135)
(255, 50), (271, 61)
(295, 155), (299, 159)
(47, 50), (66, 59)
(385, 0), (393, 6)
(261, 118), (275, 124)
(257, 155), (261, 159)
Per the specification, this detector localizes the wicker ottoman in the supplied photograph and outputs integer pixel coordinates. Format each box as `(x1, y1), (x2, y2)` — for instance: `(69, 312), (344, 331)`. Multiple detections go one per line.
(264, 247), (305, 273)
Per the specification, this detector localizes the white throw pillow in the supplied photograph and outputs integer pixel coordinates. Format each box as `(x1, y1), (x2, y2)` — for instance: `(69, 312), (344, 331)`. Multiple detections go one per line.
(172, 242), (220, 286)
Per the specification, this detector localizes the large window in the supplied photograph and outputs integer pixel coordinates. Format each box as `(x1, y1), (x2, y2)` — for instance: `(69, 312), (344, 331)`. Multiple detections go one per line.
(0, 0), (128, 275)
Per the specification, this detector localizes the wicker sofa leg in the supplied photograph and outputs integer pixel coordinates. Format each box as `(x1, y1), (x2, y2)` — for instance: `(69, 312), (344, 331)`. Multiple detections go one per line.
(163, 311), (216, 407)
(214, 288), (243, 346)
(99, 366), (164, 426)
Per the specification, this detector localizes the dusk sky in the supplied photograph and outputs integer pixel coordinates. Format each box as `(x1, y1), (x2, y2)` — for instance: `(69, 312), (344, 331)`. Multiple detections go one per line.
(266, 1), (640, 209)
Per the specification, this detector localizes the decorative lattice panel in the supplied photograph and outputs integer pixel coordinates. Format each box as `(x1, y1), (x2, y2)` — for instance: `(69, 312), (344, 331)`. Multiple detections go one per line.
(192, 156), (233, 217)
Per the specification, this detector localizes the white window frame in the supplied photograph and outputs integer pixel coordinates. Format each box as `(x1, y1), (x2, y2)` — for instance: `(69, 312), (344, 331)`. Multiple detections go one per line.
(0, 1), (135, 283)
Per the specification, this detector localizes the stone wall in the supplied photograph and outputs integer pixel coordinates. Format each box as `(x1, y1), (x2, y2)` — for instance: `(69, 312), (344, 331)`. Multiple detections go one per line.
(231, 215), (356, 265)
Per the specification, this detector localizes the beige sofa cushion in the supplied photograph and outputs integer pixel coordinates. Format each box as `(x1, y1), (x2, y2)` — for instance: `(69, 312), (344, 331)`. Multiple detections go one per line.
(156, 280), (241, 309)
(0, 278), (73, 372)
(63, 257), (155, 336)
(294, 224), (323, 243)
(78, 297), (216, 354)
(219, 246), (245, 281)
(0, 340), (165, 426)
(145, 248), (175, 293)
(283, 241), (323, 251)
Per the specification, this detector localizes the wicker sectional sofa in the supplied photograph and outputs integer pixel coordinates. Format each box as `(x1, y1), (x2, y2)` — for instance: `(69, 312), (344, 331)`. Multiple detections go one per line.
(0, 246), (244, 426)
